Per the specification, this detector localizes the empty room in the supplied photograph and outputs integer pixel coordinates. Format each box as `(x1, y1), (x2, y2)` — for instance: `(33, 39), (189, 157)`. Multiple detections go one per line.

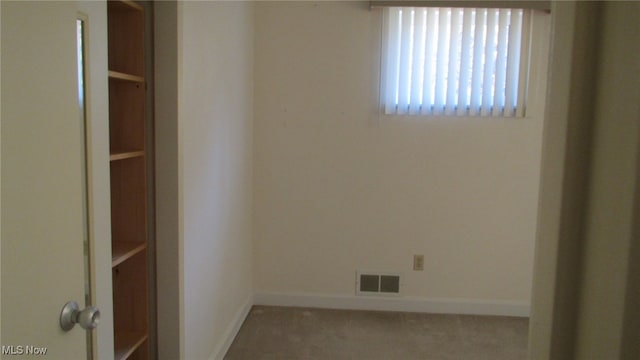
(2, 1), (639, 360)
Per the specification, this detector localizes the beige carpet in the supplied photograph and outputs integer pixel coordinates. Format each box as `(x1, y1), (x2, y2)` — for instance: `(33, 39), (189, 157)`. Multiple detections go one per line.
(225, 305), (528, 359)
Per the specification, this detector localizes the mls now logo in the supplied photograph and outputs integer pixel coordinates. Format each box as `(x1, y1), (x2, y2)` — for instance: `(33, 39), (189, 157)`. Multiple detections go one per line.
(2, 345), (48, 356)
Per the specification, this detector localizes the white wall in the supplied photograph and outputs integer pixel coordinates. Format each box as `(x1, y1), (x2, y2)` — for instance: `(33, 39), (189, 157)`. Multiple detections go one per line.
(179, 2), (254, 359)
(155, 2), (254, 359)
(254, 2), (548, 309)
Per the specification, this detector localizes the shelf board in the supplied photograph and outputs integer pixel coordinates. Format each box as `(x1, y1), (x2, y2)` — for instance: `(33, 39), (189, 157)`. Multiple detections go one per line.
(109, 70), (144, 83)
(114, 332), (148, 360)
(110, 150), (145, 162)
(119, 0), (144, 12)
(112, 242), (146, 268)
(109, 0), (144, 13)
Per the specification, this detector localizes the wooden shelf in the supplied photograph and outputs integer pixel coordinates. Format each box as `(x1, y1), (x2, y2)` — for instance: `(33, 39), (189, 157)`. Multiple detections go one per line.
(112, 242), (146, 268)
(109, 70), (144, 83)
(110, 150), (144, 162)
(114, 332), (148, 360)
(113, 0), (144, 13)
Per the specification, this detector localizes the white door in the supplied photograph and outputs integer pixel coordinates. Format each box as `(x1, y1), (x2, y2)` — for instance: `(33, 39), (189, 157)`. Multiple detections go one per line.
(1, 1), (114, 359)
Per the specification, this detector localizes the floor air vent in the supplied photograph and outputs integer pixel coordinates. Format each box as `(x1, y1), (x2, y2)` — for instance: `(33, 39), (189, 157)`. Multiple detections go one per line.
(356, 271), (401, 296)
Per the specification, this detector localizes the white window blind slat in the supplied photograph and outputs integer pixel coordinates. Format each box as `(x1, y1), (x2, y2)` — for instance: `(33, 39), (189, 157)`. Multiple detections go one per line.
(456, 9), (474, 116)
(384, 9), (401, 114)
(421, 8), (438, 115)
(410, 9), (426, 114)
(515, 11), (531, 118)
(469, 8), (486, 116)
(397, 9), (414, 114)
(481, 9), (498, 116)
(444, 9), (461, 115)
(493, 9), (510, 116)
(382, 6), (529, 117)
(505, 9), (523, 116)
(433, 8), (450, 115)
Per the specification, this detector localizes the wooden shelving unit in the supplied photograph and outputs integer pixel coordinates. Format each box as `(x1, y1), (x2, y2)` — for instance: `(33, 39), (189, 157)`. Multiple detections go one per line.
(108, 1), (150, 359)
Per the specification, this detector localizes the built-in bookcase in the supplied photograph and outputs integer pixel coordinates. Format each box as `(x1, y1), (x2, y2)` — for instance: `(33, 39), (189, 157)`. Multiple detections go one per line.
(107, 1), (150, 359)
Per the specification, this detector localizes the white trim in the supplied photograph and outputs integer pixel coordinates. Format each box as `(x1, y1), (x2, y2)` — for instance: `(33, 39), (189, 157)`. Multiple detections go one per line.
(209, 295), (254, 360)
(254, 291), (529, 317)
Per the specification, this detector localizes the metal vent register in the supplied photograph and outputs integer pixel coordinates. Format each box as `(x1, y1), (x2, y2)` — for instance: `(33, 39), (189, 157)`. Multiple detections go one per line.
(356, 272), (401, 295)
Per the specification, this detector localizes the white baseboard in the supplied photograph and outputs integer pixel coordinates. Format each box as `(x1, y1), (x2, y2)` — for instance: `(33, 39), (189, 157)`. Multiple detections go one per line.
(254, 291), (529, 317)
(210, 294), (254, 360)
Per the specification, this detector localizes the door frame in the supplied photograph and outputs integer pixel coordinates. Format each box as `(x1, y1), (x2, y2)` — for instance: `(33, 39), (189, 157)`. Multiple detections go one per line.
(77, 1), (115, 359)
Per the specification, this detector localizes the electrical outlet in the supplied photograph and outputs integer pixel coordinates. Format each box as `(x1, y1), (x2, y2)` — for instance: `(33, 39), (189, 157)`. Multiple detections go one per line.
(413, 254), (424, 271)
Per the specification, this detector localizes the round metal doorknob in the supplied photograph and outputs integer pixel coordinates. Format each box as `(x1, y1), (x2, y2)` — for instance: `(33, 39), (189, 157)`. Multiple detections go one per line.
(60, 301), (100, 331)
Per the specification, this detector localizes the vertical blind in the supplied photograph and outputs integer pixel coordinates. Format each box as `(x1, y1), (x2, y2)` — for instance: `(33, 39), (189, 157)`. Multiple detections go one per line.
(382, 7), (527, 116)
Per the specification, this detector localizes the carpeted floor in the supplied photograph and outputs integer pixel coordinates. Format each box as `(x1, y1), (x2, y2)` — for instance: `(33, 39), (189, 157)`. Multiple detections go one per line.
(224, 305), (529, 359)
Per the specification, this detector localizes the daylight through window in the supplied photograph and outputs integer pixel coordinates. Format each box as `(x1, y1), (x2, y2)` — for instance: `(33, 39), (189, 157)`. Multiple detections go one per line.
(381, 7), (530, 117)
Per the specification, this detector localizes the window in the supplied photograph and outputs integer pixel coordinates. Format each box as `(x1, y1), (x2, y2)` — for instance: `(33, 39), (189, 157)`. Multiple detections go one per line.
(381, 7), (531, 117)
